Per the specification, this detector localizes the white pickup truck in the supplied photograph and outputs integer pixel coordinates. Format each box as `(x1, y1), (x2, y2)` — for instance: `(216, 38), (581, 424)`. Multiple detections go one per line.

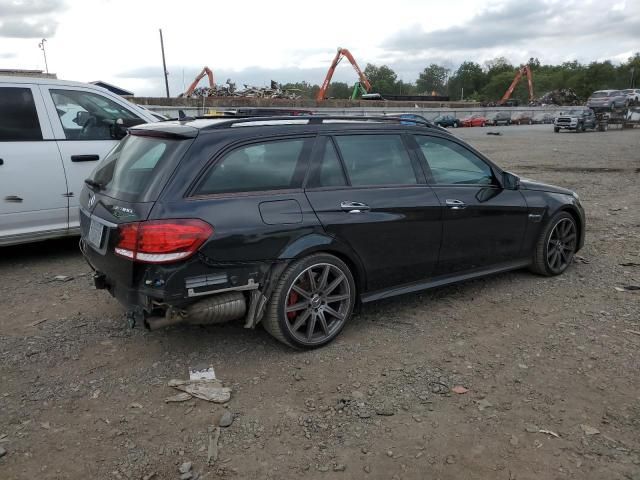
(0, 76), (159, 246)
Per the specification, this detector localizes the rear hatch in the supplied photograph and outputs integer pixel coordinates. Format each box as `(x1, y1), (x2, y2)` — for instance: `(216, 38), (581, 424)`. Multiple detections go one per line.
(80, 127), (196, 291)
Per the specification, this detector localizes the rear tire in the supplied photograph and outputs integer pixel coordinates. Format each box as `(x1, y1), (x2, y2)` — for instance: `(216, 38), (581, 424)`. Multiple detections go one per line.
(529, 212), (578, 276)
(262, 253), (356, 349)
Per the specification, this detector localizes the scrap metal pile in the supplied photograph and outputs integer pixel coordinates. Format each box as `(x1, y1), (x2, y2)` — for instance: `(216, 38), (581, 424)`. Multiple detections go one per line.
(190, 80), (300, 99)
(537, 88), (581, 106)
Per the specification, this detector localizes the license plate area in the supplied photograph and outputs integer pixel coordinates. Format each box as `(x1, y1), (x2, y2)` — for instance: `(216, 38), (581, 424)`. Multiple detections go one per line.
(88, 219), (105, 249)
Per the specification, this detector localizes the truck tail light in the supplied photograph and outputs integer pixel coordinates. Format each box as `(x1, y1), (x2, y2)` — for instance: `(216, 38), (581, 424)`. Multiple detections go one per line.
(115, 219), (213, 264)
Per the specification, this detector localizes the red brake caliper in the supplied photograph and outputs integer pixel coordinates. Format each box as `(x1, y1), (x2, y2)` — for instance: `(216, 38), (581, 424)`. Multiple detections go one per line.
(287, 291), (299, 320)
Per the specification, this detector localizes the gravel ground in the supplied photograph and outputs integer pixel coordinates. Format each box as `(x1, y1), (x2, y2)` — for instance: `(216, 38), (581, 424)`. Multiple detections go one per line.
(1, 125), (639, 480)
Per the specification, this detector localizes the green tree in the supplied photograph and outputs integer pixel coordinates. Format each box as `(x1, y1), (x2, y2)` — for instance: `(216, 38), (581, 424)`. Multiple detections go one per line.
(448, 61), (486, 99)
(364, 64), (398, 95)
(327, 81), (352, 99)
(416, 64), (449, 94)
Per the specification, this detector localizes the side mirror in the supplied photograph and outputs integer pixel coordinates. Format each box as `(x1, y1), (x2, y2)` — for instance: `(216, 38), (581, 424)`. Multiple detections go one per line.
(502, 171), (520, 190)
(110, 117), (146, 140)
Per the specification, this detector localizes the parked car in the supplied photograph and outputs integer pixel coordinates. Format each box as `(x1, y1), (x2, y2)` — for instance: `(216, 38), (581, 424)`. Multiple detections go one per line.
(433, 114), (461, 128)
(485, 111), (511, 126)
(511, 112), (533, 125)
(532, 112), (555, 124)
(554, 108), (597, 132)
(79, 115), (585, 348)
(461, 114), (487, 127)
(621, 89), (640, 105)
(0, 76), (159, 246)
(586, 90), (628, 110)
(385, 114), (446, 132)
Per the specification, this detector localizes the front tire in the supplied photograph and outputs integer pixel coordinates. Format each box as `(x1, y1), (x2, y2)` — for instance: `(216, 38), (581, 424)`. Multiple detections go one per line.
(530, 212), (578, 276)
(554, 127), (560, 133)
(262, 253), (356, 349)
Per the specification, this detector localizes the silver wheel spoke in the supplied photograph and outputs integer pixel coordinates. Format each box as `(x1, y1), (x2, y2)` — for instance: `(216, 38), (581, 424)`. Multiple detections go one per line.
(318, 265), (330, 291)
(307, 268), (317, 292)
(326, 293), (350, 303)
(306, 314), (317, 341)
(324, 305), (345, 321)
(323, 274), (345, 295)
(318, 311), (329, 335)
(286, 301), (309, 313)
(292, 284), (311, 299)
(291, 309), (311, 332)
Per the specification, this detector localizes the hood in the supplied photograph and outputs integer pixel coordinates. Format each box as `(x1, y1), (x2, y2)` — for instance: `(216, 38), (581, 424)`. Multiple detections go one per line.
(519, 177), (574, 196)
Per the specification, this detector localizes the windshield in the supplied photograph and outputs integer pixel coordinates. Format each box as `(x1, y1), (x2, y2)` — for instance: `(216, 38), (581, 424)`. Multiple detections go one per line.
(590, 92), (610, 98)
(89, 134), (193, 203)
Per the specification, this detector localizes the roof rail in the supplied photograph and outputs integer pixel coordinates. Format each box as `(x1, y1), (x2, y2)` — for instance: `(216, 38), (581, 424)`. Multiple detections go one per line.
(200, 115), (436, 130)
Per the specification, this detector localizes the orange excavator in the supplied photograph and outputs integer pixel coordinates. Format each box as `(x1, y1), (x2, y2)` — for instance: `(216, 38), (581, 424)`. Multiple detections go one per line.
(499, 65), (534, 105)
(316, 48), (372, 102)
(181, 66), (215, 97)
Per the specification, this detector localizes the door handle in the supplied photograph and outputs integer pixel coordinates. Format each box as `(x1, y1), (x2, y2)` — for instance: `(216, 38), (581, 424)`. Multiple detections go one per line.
(340, 201), (370, 213)
(445, 199), (467, 210)
(0, 158), (4, 166)
(71, 154), (100, 162)
(5, 195), (23, 203)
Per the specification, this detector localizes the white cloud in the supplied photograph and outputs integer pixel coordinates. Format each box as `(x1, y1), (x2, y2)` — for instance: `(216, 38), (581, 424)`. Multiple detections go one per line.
(0, 0), (638, 95)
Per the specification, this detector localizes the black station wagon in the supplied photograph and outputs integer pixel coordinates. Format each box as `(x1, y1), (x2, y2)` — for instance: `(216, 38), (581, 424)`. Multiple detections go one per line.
(79, 116), (585, 349)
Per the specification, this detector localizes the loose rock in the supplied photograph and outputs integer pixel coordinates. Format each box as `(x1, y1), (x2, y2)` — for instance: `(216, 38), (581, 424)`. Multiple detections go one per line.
(219, 411), (234, 428)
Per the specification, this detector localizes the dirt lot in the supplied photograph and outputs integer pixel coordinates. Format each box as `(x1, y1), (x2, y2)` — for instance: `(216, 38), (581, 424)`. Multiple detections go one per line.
(1, 125), (639, 480)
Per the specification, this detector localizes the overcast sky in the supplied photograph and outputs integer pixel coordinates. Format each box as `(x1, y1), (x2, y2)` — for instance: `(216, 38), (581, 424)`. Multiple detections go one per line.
(0, 0), (638, 96)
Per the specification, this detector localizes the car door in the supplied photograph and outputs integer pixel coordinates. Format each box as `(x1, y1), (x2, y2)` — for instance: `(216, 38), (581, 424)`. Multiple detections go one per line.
(304, 133), (442, 293)
(0, 84), (68, 244)
(412, 134), (529, 276)
(39, 85), (148, 232)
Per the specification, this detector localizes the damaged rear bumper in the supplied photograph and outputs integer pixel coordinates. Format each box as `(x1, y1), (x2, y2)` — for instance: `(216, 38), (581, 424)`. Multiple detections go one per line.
(82, 238), (288, 329)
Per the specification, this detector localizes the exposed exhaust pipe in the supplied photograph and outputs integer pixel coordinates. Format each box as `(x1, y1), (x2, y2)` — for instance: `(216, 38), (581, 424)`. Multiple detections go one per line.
(146, 292), (247, 330)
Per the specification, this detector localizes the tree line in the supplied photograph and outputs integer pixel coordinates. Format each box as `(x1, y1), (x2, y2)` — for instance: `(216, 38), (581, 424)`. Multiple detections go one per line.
(282, 53), (640, 102)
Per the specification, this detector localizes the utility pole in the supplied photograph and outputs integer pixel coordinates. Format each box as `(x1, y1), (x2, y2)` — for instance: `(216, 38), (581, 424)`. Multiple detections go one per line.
(159, 29), (170, 98)
(38, 38), (48, 74)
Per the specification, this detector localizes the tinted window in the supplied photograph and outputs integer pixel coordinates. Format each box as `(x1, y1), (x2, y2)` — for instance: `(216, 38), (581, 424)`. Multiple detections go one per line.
(90, 135), (193, 202)
(0, 87), (42, 141)
(197, 138), (307, 195)
(415, 136), (494, 185)
(49, 89), (140, 140)
(308, 137), (347, 188)
(334, 135), (417, 186)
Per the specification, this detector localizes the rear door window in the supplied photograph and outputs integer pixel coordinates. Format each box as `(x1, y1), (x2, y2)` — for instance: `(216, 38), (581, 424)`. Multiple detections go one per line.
(0, 87), (43, 141)
(333, 134), (417, 186)
(89, 134), (193, 202)
(195, 138), (310, 195)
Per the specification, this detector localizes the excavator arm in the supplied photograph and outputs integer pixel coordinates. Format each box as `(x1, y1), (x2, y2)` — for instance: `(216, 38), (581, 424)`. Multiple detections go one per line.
(316, 48), (372, 102)
(182, 66), (215, 97)
(499, 65), (534, 104)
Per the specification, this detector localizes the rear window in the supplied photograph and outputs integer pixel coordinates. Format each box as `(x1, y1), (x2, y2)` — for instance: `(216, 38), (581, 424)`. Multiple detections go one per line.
(590, 92), (609, 98)
(195, 138), (309, 195)
(89, 134), (193, 202)
(0, 87), (42, 141)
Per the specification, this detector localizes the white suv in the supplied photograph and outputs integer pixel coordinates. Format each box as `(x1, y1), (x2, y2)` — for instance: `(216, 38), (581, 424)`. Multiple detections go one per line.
(0, 76), (159, 246)
(622, 88), (640, 105)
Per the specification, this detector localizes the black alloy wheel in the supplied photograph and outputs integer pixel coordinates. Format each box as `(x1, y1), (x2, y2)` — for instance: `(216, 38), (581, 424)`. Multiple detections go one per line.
(530, 212), (578, 276)
(263, 254), (355, 348)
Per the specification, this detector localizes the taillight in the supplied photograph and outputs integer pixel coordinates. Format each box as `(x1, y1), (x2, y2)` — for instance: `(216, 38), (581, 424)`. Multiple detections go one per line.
(115, 219), (213, 264)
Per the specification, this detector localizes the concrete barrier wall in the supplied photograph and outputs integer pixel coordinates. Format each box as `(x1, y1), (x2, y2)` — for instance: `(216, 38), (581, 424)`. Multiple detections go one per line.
(140, 103), (573, 121)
